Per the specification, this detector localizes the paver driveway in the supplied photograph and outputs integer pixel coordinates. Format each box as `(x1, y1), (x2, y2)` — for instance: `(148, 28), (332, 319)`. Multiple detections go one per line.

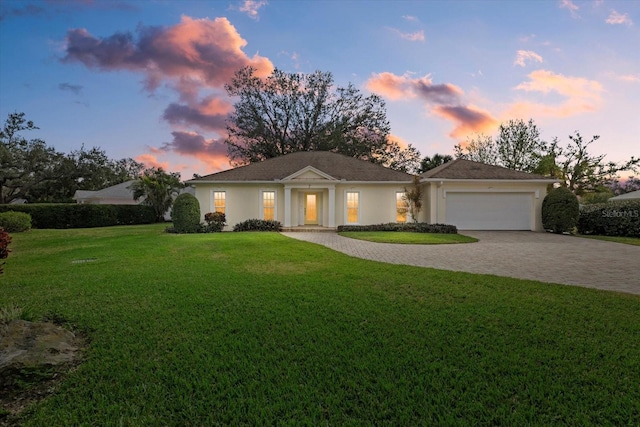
(281, 231), (640, 295)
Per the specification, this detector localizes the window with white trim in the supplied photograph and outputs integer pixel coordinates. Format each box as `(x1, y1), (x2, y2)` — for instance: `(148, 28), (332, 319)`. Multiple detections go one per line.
(262, 191), (275, 220)
(396, 192), (408, 223)
(213, 191), (226, 214)
(346, 191), (359, 224)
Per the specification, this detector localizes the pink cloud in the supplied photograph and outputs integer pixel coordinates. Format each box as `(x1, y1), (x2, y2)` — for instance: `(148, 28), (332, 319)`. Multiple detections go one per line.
(514, 50), (543, 67)
(390, 28), (425, 42)
(559, 0), (580, 18)
(432, 105), (498, 139)
(366, 72), (463, 103)
(238, 1), (268, 20)
(161, 130), (230, 164)
(606, 10), (633, 26)
(163, 96), (233, 133)
(135, 153), (170, 170)
(63, 16), (274, 92)
(510, 69), (604, 118)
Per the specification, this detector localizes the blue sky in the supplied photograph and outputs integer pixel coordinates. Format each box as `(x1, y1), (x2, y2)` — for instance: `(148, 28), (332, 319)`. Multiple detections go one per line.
(1, 0), (638, 179)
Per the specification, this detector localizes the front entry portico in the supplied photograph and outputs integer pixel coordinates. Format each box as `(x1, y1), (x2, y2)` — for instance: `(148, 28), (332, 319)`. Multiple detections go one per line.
(284, 184), (336, 228)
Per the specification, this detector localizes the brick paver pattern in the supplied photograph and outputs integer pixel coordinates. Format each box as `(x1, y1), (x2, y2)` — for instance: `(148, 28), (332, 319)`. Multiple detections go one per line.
(281, 231), (640, 295)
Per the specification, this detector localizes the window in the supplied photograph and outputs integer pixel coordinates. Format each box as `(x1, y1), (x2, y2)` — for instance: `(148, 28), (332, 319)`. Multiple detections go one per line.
(396, 192), (408, 223)
(263, 191), (275, 220)
(213, 191), (226, 214)
(346, 191), (359, 224)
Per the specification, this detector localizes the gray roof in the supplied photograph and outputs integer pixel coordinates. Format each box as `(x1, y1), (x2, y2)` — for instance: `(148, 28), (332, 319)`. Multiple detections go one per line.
(189, 151), (415, 182)
(73, 180), (136, 201)
(610, 189), (640, 200)
(74, 181), (194, 201)
(420, 158), (553, 180)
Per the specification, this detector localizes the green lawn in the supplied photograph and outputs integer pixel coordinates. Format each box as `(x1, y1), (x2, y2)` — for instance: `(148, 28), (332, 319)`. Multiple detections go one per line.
(1, 225), (639, 425)
(339, 231), (478, 244)
(577, 234), (640, 246)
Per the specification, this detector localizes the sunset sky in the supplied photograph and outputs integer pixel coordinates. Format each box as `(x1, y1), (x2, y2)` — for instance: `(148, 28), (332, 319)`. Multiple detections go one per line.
(1, 0), (638, 179)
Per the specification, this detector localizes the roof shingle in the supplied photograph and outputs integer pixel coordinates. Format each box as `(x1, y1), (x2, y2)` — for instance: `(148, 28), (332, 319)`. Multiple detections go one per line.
(190, 151), (415, 182)
(420, 158), (553, 180)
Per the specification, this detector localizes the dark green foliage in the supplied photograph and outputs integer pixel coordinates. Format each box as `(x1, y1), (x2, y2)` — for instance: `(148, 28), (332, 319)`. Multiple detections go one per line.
(542, 187), (580, 233)
(172, 193), (201, 233)
(0, 227), (10, 274)
(112, 205), (156, 225)
(0, 211), (32, 232)
(0, 204), (155, 228)
(577, 200), (640, 237)
(204, 212), (226, 232)
(233, 219), (281, 232)
(337, 222), (458, 234)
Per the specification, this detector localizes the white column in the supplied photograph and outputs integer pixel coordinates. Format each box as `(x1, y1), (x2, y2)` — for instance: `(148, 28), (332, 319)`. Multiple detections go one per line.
(328, 186), (335, 228)
(284, 186), (292, 227)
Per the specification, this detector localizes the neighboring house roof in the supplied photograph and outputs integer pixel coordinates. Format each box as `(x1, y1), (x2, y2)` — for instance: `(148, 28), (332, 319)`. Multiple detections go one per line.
(73, 181), (195, 202)
(420, 158), (553, 181)
(73, 180), (137, 202)
(189, 151), (415, 183)
(610, 189), (640, 200)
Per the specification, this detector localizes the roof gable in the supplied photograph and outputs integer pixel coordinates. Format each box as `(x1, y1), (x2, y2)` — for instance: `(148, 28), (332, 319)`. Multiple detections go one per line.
(420, 159), (553, 181)
(190, 151), (414, 183)
(282, 166), (337, 182)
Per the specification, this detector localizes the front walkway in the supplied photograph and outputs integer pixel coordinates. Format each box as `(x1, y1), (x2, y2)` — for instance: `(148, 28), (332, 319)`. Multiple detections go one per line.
(281, 231), (640, 295)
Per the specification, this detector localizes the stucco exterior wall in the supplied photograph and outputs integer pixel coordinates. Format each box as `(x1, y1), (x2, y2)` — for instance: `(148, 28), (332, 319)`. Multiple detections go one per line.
(194, 182), (411, 228)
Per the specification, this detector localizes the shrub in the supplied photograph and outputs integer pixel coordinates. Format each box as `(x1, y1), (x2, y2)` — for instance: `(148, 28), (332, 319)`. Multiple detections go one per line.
(0, 211), (32, 232)
(233, 219), (282, 232)
(577, 200), (640, 237)
(0, 204), (155, 228)
(337, 222), (458, 234)
(204, 212), (226, 232)
(172, 193), (202, 233)
(542, 187), (580, 234)
(0, 227), (10, 274)
(581, 191), (613, 205)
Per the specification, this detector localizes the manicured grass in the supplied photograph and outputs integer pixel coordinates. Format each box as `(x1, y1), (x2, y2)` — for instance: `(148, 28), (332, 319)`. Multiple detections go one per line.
(339, 231), (478, 244)
(1, 225), (639, 425)
(577, 234), (640, 246)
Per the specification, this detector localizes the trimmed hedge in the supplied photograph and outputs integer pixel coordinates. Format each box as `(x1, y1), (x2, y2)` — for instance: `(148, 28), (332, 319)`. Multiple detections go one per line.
(542, 187), (580, 234)
(0, 211), (32, 232)
(233, 219), (282, 232)
(0, 204), (156, 229)
(172, 193), (201, 233)
(577, 200), (640, 237)
(337, 222), (458, 234)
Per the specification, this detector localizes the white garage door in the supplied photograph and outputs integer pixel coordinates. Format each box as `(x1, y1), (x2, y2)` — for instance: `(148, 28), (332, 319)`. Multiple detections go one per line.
(445, 192), (532, 230)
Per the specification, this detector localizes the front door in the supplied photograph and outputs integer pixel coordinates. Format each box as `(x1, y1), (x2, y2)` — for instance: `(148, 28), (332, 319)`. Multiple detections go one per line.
(304, 194), (318, 225)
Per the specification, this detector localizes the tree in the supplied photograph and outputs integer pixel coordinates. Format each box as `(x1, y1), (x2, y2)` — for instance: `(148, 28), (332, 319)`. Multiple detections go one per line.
(419, 153), (453, 173)
(225, 67), (419, 169)
(551, 132), (639, 195)
(0, 112), (64, 204)
(607, 176), (640, 196)
(454, 133), (498, 165)
(454, 119), (546, 172)
(1, 112), (145, 203)
(131, 167), (183, 222)
(402, 176), (423, 223)
(495, 119), (546, 172)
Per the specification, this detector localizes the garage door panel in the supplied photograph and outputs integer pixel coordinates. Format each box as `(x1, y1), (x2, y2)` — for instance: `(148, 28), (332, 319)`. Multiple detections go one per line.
(446, 192), (532, 230)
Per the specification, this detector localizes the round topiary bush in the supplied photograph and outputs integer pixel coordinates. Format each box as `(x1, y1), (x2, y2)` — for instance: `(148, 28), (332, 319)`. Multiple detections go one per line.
(171, 193), (201, 233)
(0, 211), (32, 232)
(542, 187), (579, 234)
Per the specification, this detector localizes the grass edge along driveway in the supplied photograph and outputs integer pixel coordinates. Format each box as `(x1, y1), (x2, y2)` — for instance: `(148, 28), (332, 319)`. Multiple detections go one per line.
(338, 231), (478, 244)
(1, 224), (639, 426)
